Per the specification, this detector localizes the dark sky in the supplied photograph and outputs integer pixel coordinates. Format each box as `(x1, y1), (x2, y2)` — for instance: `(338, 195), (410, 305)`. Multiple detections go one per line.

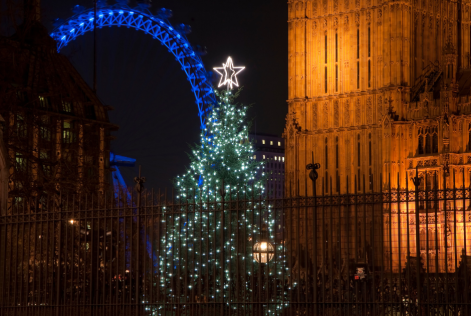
(39, 0), (288, 189)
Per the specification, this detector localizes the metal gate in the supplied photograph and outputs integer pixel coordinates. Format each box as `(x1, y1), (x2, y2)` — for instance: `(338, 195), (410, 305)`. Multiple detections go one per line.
(1, 171), (471, 315)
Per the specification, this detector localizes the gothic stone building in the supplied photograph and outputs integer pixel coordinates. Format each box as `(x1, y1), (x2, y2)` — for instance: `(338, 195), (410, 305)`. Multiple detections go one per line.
(284, 0), (471, 274)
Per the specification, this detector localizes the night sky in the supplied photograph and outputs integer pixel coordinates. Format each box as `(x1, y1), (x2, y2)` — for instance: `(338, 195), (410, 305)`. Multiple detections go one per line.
(40, 0), (288, 189)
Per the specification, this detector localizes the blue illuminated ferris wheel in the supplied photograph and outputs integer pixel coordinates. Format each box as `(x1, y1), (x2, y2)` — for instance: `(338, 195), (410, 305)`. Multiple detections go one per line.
(51, 1), (216, 129)
(51, 1), (216, 192)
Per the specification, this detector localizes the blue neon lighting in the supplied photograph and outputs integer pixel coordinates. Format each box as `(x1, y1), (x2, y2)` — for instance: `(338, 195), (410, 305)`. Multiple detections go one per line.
(51, 3), (215, 129)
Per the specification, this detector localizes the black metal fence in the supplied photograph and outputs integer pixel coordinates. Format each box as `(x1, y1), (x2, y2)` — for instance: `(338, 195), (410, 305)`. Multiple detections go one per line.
(2, 170), (471, 315)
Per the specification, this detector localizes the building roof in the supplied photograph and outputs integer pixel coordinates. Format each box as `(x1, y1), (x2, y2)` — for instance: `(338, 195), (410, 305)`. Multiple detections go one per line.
(249, 133), (285, 153)
(0, 20), (116, 127)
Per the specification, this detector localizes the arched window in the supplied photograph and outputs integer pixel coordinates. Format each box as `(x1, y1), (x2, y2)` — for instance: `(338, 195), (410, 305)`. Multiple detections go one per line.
(357, 134), (361, 167)
(428, 228), (436, 250)
(425, 133), (432, 154)
(368, 60), (371, 88)
(368, 27), (371, 57)
(325, 67), (328, 93)
(335, 137), (339, 168)
(368, 133), (372, 166)
(335, 65), (339, 92)
(369, 168), (373, 190)
(325, 35), (328, 63)
(357, 62), (360, 89)
(420, 229), (427, 251)
(418, 130), (424, 155)
(336, 136), (339, 193)
(432, 131), (438, 153)
(325, 137), (328, 169)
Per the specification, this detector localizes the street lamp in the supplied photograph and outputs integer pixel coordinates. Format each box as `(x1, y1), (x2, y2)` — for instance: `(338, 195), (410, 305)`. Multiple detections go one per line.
(253, 223), (274, 263)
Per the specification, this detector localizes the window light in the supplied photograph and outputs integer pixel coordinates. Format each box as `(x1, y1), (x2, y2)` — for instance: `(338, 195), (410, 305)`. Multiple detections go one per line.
(278, 141), (281, 146)
(262, 140), (265, 144)
(270, 141), (273, 145)
(263, 155), (266, 159)
(253, 155), (256, 159)
(282, 157), (285, 162)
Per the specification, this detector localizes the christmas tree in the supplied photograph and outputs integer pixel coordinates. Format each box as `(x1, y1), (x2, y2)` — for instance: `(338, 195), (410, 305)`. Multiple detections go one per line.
(175, 89), (266, 200)
(156, 89), (288, 309)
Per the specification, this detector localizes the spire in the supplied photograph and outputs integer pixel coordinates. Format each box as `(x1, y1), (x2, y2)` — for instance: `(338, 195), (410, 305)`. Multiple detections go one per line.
(24, 0), (41, 24)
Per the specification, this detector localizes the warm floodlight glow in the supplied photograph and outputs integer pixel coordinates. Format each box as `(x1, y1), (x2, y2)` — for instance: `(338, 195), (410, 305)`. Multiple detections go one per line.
(261, 242), (267, 251)
(213, 57), (245, 90)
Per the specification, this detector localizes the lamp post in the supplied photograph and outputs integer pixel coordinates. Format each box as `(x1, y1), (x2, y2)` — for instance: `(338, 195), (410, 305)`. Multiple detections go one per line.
(411, 165), (422, 311)
(253, 223), (274, 263)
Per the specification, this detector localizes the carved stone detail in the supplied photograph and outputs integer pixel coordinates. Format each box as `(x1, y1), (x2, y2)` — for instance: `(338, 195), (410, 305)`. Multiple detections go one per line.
(355, 98), (361, 125)
(312, 1), (317, 15)
(367, 97), (373, 124)
(344, 100), (350, 126)
(323, 102), (329, 129)
(334, 100), (339, 127)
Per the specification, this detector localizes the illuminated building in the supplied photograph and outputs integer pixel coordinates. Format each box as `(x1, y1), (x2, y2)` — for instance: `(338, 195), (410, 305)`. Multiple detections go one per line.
(284, 0), (471, 273)
(251, 133), (285, 198)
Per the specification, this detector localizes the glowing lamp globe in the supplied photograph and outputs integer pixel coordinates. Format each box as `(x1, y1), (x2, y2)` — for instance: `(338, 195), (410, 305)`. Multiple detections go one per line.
(253, 224), (274, 263)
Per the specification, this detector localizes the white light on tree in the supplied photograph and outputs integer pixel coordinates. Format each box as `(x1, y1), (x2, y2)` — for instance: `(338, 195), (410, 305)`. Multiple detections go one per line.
(213, 57), (245, 90)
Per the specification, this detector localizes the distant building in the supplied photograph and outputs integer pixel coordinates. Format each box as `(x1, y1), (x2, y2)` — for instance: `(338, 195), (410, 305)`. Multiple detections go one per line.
(250, 133), (285, 198)
(0, 0), (116, 198)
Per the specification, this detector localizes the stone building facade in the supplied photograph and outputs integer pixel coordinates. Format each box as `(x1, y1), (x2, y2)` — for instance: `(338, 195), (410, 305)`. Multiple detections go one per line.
(284, 0), (471, 273)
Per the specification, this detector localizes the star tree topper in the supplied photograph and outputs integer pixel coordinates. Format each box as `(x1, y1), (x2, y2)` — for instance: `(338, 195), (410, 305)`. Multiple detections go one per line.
(214, 57), (245, 90)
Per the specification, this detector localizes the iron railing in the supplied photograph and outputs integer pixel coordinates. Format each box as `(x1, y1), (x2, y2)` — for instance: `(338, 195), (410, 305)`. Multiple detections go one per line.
(1, 170), (471, 315)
